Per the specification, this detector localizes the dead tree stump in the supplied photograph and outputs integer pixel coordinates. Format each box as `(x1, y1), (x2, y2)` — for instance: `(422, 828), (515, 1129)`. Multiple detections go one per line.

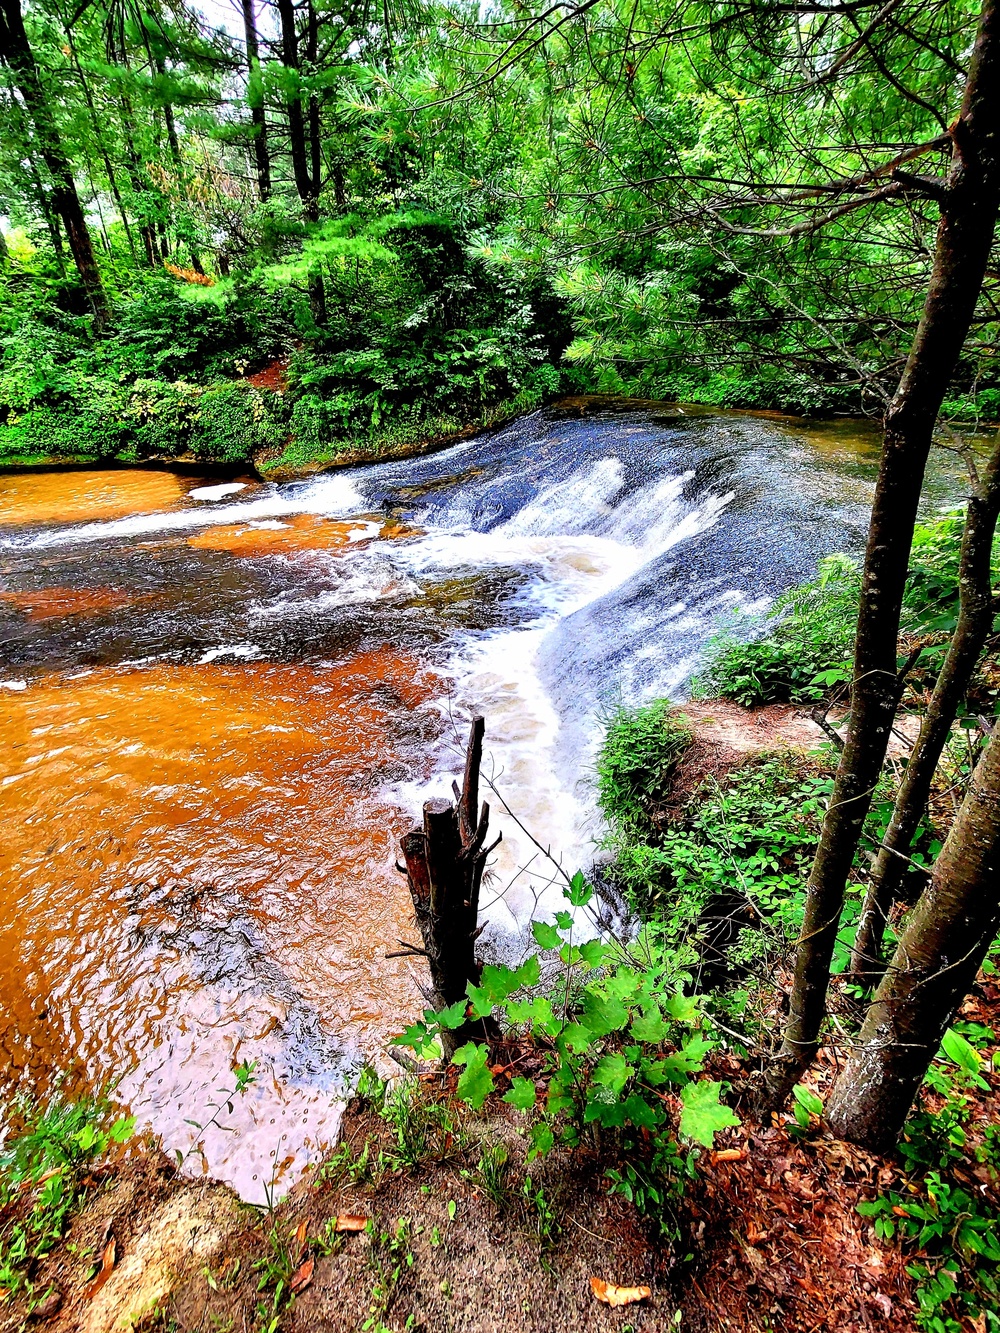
(397, 715), (501, 1056)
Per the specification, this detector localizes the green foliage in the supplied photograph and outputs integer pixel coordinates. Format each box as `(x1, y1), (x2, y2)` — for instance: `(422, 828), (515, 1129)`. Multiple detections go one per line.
(0, 1097), (136, 1299)
(596, 700), (693, 840)
(700, 513), (1000, 708)
(857, 1032), (1000, 1333)
(394, 868), (737, 1236)
(698, 554), (861, 707)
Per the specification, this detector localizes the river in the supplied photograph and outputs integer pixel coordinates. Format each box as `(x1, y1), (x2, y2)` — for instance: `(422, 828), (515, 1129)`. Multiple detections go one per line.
(0, 402), (966, 1200)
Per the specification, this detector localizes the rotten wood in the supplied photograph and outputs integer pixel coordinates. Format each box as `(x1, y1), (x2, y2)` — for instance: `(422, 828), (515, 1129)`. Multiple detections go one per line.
(397, 715), (502, 1056)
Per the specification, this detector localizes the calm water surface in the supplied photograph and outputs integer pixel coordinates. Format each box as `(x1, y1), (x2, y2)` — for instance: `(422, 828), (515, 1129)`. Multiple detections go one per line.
(0, 404), (968, 1198)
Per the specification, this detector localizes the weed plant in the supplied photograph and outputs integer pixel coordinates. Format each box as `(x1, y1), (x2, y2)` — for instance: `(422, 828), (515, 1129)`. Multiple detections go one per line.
(858, 1027), (1000, 1333)
(0, 1097), (135, 1303)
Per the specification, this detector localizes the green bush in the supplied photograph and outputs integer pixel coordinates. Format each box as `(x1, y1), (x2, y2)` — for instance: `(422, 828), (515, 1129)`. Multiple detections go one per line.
(596, 699), (693, 841)
(395, 870), (739, 1236)
(189, 382), (288, 462)
(698, 553), (860, 707)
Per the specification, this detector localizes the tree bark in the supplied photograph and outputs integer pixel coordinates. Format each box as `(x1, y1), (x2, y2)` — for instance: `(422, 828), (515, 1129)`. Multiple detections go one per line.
(0, 0), (109, 327)
(241, 0), (272, 202)
(760, 0), (1000, 1110)
(851, 443), (1000, 981)
(276, 0), (326, 323)
(398, 716), (501, 1058)
(827, 723), (1000, 1149)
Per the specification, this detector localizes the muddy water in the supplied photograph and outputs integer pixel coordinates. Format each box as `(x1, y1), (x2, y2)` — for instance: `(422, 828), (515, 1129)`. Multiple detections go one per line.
(0, 407), (969, 1199)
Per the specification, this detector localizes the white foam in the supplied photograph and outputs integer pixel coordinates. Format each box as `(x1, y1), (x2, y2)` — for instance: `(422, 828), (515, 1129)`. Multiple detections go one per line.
(0, 680), (27, 692)
(189, 482), (248, 501)
(385, 466), (736, 944)
(198, 642), (262, 664)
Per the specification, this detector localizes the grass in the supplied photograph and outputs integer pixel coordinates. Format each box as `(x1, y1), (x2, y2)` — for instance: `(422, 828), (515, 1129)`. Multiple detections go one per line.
(0, 1096), (136, 1304)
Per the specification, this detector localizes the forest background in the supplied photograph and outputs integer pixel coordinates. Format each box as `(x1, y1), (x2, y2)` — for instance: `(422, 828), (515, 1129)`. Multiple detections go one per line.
(1, 0), (995, 474)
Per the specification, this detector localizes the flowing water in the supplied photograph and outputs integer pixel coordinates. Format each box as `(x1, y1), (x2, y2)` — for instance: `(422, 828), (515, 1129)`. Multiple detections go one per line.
(0, 403), (967, 1199)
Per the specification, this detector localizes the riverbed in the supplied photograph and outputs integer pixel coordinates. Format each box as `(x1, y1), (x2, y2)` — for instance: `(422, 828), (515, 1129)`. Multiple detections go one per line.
(0, 403), (966, 1199)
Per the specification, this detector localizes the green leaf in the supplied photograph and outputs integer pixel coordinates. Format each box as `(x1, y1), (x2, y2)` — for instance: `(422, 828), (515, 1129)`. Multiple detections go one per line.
(554, 910), (574, 931)
(622, 1094), (662, 1130)
(393, 1020), (432, 1051)
(532, 920), (561, 951)
(504, 1077), (537, 1111)
(591, 1052), (634, 1096)
(109, 1116), (136, 1144)
(580, 987), (629, 1037)
(560, 1021), (593, 1054)
(478, 964), (526, 1005)
(452, 1043), (495, 1111)
(630, 1004), (669, 1045)
(437, 999), (470, 1030)
(679, 1081), (740, 1147)
(514, 955), (541, 988)
(465, 985), (494, 1019)
(664, 992), (701, 1024)
(940, 1027), (981, 1075)
(578, 939), (610, 969)
(792, 1084), (824, 1119)
(565, 871), (593, 907)
(606, 970), (642, 1002)
(506, 995), (554, 1028)
(528, 1123), (555, 1160)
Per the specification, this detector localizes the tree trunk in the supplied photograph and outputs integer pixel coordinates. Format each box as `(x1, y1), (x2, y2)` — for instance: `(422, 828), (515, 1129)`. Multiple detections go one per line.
(241, 0), (272, 202)
(66, 34), (137, 262)
(277, 0), (326, 324)
(398, 716), (501, 1058)
(827, 723), (1000, 1149)
(851, 442), (1000, 981)
(0, 0), (109, 327)
(760, 0), (1000, 1110)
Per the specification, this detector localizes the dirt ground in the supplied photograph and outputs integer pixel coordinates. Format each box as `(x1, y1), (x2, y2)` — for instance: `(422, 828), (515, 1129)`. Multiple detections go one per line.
(2, 1050), (946, 1333)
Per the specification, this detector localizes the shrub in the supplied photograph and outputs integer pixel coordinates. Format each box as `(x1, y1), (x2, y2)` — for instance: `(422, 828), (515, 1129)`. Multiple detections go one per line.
(596, 699), (693, 841)
(189, 383), (288, 462)
(698, 553), (860, 707)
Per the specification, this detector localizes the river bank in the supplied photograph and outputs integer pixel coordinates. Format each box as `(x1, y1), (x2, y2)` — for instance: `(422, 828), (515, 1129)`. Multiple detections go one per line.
(0, 391), (878, 484)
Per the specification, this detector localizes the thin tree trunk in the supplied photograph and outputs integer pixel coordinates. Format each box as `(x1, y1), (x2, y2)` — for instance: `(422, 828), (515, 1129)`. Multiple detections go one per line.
(851, 444), (1000, 980)
(26, 158), (66, 275)
(241, 0), (272, 202)
(760, 0), (1000, 1110)
(65, 34), (138, 262)
(0, 0), (109, 326)
(155, 55), (205, 275)
(277, 0), (325, 323)
(827, 723), (1000, 1149)
(306, 0), (322, 200)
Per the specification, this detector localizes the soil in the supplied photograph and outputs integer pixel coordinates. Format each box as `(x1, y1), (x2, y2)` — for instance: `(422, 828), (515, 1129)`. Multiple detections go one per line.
(2, 1061), (953, 1333)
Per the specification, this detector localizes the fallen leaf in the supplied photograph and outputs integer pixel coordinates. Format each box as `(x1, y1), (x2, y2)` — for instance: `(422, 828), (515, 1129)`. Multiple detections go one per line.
(590, 1277), (652, 1308)
(713, 1148), (745, 1163)
(292, 1218), (310, 1260)
(290, 1255), (314, 1294)
(334, 1214), (368, 1233)
(84, 1236), (116, 1300)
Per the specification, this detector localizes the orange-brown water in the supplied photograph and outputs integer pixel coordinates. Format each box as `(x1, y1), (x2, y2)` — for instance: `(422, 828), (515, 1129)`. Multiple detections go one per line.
(0, 470), (189, 526)
(0, 652), (442, 1195)
(187, 514), (375, 556)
